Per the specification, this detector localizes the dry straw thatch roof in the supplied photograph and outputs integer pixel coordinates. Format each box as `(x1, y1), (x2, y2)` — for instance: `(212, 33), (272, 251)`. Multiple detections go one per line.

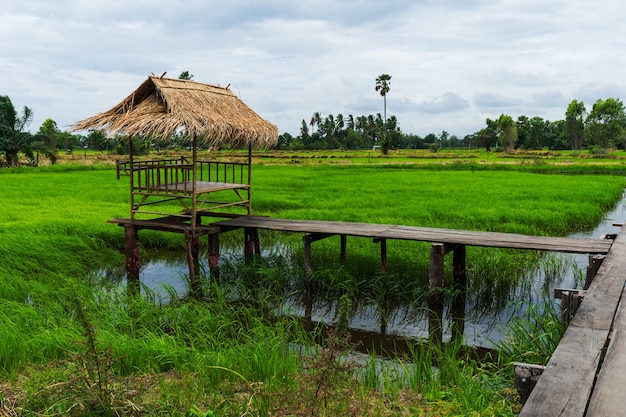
(73, 74), (278, 148)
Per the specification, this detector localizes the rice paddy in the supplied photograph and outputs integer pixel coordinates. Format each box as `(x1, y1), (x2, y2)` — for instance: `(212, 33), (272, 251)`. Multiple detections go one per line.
(0, 153), (625, 416)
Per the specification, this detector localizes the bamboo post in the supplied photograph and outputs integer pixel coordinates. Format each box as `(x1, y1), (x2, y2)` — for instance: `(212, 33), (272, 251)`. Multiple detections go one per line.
(340, 235), (347, 265)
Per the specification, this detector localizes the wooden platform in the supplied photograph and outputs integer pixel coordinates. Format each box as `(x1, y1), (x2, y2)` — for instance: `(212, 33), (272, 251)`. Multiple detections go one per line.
(520, 224), (626, 416)
(213, 216), (613, 254)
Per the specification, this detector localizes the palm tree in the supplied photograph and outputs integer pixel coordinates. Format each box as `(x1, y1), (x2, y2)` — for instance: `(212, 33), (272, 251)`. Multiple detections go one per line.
(375, 74), (392, 153)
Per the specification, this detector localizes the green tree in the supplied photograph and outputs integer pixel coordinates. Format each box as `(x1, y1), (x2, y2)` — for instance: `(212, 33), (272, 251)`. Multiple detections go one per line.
(516, 116), (530, 148)
(38, 118), (59, 155)
(0, 95), (35, 166)
(564, 100), (586, 151)
(527, 116), (547, 150)
(585, 98), (626, 150)
(178, 71), (194, 80)
(498, 114), (518, 152)
(375, 74), (392, 153)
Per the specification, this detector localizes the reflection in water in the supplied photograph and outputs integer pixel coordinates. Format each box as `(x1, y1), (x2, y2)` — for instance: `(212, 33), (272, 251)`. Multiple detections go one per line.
(97, 192), (626, 350)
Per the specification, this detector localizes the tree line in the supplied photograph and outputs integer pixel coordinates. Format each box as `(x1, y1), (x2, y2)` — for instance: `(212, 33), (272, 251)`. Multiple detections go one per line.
(276, 97), (626, 153)
(2, 93), (625, 167)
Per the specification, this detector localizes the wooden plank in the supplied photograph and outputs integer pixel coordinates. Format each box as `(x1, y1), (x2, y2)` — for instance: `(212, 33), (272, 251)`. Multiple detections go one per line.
(579, 225), (626, 416)
(586, 285), (626, 416)
(520, 225), (626, 416)
(213, 217), (612, 254)
(108, 217), (219, 234)
(519, 325), (608, 416)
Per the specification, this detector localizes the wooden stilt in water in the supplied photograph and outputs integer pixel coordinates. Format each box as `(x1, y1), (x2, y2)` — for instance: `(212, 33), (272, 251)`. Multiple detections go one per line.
(124, 224), (140, 297)
(428, 243), (445, 309)
(208, 232), (220, 279)
(428, 243), (445, 346)
(451, 245), (467, 343)
(304, 234), (313, 293)
(340, 235), (347, 265)
(302, 233), (335, 293)
(374, 238), (388, 273)
(185, 231), (203, 298)
(244, 227), (260, 258)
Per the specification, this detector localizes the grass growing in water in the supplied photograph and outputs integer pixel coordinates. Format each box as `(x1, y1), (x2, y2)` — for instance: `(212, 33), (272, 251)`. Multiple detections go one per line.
(0, 162), (624, 415)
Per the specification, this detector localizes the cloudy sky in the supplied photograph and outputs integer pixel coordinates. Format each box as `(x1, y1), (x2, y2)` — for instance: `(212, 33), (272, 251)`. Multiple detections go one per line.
(2, 0), (626, 138)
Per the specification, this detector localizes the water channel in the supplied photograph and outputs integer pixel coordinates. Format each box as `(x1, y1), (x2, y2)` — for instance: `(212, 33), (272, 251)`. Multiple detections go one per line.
(100, 191), (626, 351)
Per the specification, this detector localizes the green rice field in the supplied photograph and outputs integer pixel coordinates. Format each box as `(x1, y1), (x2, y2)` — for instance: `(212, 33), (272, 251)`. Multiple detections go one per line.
(0, 153), (625, 416)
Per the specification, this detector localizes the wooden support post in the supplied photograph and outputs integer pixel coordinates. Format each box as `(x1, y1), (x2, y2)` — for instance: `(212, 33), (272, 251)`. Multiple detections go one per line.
(124, 224), (140, 297)
(428, 243), (445, 346)
(185, 231), (203, 298)
(554, 288), (587, 326)
(191, 134), (198, 229)
(585, 254), (605, 290)
(247, 145), (252, 215)
(428, 243), (445, 309)
(514, 362), (546, 405)
(378, 238), (388, 273)
(208, 232), (220, 279)
(302, 233), (335, 294)
(304, 234), (313, 293)
(451, 245), (467, 343)
(244, 227), (260, 259)
(340, 235), (347, 265)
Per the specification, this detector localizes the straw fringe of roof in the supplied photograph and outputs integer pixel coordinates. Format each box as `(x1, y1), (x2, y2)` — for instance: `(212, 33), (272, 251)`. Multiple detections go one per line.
(72, 76), (278, 149)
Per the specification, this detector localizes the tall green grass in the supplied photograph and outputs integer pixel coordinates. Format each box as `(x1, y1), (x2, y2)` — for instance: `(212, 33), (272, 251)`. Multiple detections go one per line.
(0, 162), (624, 415)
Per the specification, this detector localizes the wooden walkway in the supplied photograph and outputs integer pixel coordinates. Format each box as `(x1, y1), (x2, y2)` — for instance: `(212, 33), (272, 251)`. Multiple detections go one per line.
(213, 216), (626, 414)
(212, 216), (613, 254)
(113, 215), (625, 413)
(519, 224), (626, 416)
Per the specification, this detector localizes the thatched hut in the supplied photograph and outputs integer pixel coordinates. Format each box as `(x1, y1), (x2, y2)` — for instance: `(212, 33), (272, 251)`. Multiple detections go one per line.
(73, 74), (278, 227)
